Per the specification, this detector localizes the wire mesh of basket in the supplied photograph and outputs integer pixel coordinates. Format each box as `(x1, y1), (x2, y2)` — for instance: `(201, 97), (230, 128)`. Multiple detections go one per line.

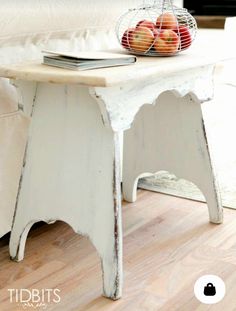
(116, 0), (197, 56)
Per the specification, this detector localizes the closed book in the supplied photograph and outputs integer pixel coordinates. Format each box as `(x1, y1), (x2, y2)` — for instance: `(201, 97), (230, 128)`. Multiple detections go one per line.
(42, 50), (136, 71)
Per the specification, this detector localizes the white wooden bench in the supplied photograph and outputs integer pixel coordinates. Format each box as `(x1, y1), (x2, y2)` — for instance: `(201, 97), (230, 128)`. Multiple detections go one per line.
(0, 48), (224, 299)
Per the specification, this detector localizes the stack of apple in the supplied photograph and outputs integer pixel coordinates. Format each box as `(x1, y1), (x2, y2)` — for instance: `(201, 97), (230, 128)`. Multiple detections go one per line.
(121, 12), (193, 56)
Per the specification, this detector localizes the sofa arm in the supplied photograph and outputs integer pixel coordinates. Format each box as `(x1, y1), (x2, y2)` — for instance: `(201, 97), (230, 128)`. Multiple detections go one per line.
(0, 111), (29, 237)
(0, 79), (18, 114)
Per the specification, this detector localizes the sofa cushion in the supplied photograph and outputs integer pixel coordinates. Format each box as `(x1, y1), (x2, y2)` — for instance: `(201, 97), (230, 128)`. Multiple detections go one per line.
(0, 111), (29, 237)
(0, 0), (143, 64)
(0, 0), (140, 45)
(223, 17), (236, 86)
(0, 79), (18, 113)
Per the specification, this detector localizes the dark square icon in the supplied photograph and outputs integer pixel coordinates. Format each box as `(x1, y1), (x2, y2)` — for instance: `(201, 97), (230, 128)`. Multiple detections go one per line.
(204, 283), (216, 296)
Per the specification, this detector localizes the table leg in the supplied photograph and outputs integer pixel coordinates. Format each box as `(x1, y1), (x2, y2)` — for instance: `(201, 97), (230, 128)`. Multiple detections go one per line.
(9, 82), (123, 299)
(123, 91), (223, 224)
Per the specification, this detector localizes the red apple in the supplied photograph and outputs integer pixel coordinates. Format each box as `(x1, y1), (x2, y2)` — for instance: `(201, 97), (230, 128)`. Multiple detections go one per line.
(152, 28), (160, 38)
(121, 28), (135, 49)
(136, 20), (156, 31)
(149, 28), (160, 52)
(130, 27), (154, 52)
(156, 12), (178, 29)
(173, 25), (192, 50)
(153, 29), (180, 55)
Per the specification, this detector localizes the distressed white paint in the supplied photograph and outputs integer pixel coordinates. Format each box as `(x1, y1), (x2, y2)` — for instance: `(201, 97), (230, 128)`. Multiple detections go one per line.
(92, 65), (215, 131)
(122, 91), (223, 224)
(9, 82), (122, 300)
(0, 50), (225, 87)
(2, 55), (223, 299)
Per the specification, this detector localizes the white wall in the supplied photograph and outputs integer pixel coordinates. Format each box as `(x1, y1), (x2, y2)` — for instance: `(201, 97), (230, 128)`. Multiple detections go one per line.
(174, 0), (183, 7)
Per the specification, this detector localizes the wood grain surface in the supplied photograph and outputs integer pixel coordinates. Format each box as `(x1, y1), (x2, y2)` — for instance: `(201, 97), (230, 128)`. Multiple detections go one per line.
(0, 190), (235, 310)
(0, 45), (227, 87)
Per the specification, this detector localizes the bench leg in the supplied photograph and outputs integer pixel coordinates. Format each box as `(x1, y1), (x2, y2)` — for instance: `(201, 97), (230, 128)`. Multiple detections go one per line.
(9, 82), (123, 299)
(123, 91), (223, 224)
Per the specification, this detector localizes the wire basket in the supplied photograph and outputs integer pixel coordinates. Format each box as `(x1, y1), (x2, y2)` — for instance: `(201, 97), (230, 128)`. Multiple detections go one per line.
(116, 0), (197, 56)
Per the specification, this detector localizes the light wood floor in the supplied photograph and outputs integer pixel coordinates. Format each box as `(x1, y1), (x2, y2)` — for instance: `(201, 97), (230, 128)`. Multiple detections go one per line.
(1, 190), (236, 310)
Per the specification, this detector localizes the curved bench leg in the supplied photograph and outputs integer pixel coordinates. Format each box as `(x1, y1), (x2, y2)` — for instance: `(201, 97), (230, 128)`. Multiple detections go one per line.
(10, 220), (33, 262)
(9, 82), (123, 299)
(123, 91), (223, 224)
(100, 217), (123, 300)
(122, 176), (139, 203)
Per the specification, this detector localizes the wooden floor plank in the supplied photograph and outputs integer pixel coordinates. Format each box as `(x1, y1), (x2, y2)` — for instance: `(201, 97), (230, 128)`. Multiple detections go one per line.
(0, 190), (236, 310)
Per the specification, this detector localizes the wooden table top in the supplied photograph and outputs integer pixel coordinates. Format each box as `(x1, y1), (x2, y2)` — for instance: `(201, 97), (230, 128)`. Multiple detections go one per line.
(0, 35), (228, 88)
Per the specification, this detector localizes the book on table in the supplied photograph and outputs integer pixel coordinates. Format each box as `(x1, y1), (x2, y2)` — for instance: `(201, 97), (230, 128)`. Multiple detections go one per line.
(42, 50), (137, 71)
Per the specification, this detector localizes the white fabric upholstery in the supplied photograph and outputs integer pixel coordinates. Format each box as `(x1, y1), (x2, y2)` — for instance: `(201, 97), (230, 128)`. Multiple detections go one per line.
(0, 0), (181, 44)
(223, 17), (236, 86)
(0, 0), (140, 42)
(0, 112), (29, 237)
(0, 30), (120, 65)
(0, 79), (18, 114)
(0, 0), (142, 64)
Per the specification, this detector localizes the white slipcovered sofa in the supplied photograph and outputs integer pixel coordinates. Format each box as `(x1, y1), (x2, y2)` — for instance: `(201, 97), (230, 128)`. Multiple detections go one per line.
(0, 0), (144, 238)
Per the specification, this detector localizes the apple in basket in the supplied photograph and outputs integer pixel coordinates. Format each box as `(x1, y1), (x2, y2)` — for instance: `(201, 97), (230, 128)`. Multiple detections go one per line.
(129, 26), (154, 52)
(136, 19), (156, 31)
(153, 29), (180, 55)
(122, 28), (135, 49)
(173, 25), (192, 49)
(156, 12), (178, 29)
